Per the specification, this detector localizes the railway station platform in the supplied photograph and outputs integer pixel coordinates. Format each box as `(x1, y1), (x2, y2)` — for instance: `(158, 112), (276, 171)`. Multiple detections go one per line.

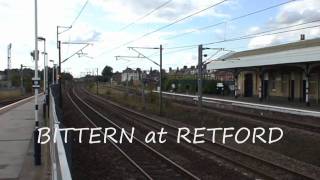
(204, 94), (320, 111)
(158, 91), (320, 121)
(0, 96), (50, 180)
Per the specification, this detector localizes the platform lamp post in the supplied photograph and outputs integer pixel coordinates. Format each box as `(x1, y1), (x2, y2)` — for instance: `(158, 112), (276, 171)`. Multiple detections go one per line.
(37, 37), (46, 93)
(33, 0), (41, 166)
(38, 37), (48, 124)
(20, 64), (27, 95)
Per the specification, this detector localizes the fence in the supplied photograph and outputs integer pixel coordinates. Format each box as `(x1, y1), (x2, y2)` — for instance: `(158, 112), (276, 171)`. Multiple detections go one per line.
(49, 85), (72, 180)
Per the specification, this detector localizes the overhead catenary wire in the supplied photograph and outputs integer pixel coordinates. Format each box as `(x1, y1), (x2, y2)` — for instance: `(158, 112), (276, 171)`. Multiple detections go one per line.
(149, 46), (198, 57)
(63, 0), (90, 57)
(166, 0), (298, 40)
(70, 0), (90, 27)
(118, 21), (320, 61)
(166, 20), (320, 50)
(100, 20), (320, 63)
(149, 20), (320, 57)
(95, 0), (228, 57)
(119, 0), (173, 32)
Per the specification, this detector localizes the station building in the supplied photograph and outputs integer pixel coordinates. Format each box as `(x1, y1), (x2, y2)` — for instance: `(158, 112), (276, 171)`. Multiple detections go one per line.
(207, 37), (320, 106)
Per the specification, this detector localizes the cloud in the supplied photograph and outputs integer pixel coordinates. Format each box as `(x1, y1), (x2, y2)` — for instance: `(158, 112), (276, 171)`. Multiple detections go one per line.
(271, 0), (320, 27)
(0, 0), (84, 70)
(0, 0), (235, 76)
(91, 0), (230, 24)
(65, 23), (102, 43)
(0, 1), (9, 8)
(248, 0), (320, 49)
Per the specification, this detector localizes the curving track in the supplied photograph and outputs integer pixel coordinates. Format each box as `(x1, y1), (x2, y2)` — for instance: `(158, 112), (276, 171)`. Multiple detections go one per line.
(67, 88), (201, 180)
(77, 87), (319, 180)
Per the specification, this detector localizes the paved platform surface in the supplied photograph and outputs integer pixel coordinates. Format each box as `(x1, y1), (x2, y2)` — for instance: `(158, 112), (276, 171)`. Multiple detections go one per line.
(0, 96), (49, 180)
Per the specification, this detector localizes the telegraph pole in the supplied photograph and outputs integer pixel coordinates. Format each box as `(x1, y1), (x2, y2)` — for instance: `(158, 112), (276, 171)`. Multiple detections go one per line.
(33, 0), (41, 165)
(141, 74), (146, 110)
(20, 64), (26, 95)
(96, 68), (99, 95)
(196, 46), (225, 122)
(159, 44), (163, 116)
(56, 26), (72, 108)
(198, 45), (203, 115)
(125, 45), (164, 115)
(126, 68), (129, 95)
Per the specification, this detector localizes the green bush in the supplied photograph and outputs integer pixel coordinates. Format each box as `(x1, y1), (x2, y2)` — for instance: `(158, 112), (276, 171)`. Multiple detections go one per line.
(165, 78), (221, 94)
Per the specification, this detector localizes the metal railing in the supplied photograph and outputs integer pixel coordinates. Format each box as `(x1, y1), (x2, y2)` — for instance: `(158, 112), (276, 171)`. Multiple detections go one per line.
(49, 86), (72, 180)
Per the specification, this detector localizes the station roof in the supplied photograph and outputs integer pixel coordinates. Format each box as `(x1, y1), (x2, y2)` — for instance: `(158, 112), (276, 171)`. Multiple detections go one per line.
(208, 38), (320, 70)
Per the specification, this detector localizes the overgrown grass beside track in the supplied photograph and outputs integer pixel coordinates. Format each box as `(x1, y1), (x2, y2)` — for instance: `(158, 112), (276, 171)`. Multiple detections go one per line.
(88, 84), (320, 170)
(0, 89), (22, 101)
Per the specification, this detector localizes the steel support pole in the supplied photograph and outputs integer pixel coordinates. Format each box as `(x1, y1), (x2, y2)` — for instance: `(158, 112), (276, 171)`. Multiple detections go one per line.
(306, 76), (309, 106)
(126, 70), (129, 95)
(142, 77), (145, 110)
(43, 50), (46, 94)
(96, 68), (99, 95)
(159, 44), (163, 116)
(55, 64), (57, 84)
(198, 45), (203, 113)
(58, 41), (62, 108)
(20, 65), (24, 95)
(44, 44), (48, 96)
(7, 44), (11, 88)
(52, 64), (55, 85)
(33, 0), (41, 166)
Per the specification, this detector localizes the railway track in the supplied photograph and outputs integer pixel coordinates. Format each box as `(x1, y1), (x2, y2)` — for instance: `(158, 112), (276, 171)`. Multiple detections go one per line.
(79, 87), (319, 180)
(0, 95), (30, 107)
(67, 88), (201, 180)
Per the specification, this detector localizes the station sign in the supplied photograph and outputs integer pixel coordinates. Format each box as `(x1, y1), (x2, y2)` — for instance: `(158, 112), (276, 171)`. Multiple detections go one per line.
(32, 77), (41, 89)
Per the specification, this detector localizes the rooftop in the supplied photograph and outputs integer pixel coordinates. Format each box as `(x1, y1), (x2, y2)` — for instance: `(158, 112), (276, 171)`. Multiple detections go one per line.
(208, 38), (320, 70)
(225, 38), (320, 59)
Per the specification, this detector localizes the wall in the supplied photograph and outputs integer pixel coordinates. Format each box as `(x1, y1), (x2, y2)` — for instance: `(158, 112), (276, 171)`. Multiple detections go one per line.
(237, 68), (320, 104)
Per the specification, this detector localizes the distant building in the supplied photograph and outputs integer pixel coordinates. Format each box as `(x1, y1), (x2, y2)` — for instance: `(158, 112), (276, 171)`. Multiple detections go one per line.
(121, 68), (142, 86)
(147, 68), (160, 82)
(209, 70), (234, 81)
(0, 71), (9, 88)
(111, 71), (121, 84)
(168, 66), (197, 79)
(0, 71), (6, 81)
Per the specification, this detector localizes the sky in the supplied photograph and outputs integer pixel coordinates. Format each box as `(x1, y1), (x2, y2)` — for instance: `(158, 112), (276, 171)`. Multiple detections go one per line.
(0, 0), (320, 77)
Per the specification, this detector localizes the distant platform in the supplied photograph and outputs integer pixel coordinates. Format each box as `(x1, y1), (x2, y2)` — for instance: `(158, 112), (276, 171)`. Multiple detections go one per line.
(156, 91), (320, 118)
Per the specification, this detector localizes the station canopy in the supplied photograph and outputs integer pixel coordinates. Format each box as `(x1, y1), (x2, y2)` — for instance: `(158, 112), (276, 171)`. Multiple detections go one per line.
(207, 38), (320, 70)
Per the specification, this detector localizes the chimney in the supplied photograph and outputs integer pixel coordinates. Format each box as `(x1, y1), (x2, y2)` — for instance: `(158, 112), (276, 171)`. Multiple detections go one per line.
(300, 34), (305, 41)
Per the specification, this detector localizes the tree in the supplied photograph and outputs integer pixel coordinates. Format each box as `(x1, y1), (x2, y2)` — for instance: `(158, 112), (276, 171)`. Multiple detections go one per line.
(61, 72), (73, 81)
(102, 65), (113, 82)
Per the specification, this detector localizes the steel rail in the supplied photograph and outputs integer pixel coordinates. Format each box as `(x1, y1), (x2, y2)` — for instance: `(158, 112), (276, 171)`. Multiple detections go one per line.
(81, 88), (318, 180)
(70, 89), (201, 180)
(67, 91), (153, 180)
(108, 85), (319, 132)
